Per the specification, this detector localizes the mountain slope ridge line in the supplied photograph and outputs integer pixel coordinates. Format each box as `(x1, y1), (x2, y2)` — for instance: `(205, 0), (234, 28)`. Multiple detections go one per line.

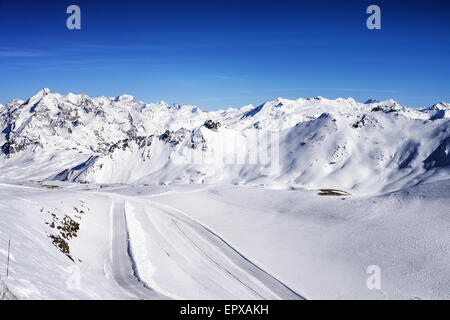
(0, 89), (449, 195)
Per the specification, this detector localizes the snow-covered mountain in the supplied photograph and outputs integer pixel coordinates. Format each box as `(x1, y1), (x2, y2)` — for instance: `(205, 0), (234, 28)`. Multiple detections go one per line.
(1, 89), (450, 300)
(1, 89), (449, 194)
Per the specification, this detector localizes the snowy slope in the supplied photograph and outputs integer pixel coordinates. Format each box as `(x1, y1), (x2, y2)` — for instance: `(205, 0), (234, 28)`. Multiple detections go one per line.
(149, 182), (450, 300)
(0, 181), (448, 300)
(0, 182), (304, 300)
(1, 89), (449, 300)
(1, 89), (449, 195)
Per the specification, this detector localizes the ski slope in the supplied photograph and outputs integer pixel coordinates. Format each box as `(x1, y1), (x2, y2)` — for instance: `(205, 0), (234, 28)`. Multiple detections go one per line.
(0, 182), (304, 300)
(110, 200), (167, 299)
(0, 180), (449, 300)
(123, 198), (303, 299)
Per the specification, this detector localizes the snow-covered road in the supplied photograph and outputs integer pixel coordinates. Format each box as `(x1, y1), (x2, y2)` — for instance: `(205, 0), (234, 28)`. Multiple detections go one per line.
(112, 196), (304, 300)
(110, 200), (167, 299)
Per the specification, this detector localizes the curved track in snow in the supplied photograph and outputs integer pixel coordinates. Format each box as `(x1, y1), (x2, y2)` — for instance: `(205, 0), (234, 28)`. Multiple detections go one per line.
(115, 196), (304, 300)
(110, 200), (168, 299)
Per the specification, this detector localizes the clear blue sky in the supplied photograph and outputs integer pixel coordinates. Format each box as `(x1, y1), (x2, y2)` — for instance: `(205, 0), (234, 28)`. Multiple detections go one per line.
(0, 0), (449, 109)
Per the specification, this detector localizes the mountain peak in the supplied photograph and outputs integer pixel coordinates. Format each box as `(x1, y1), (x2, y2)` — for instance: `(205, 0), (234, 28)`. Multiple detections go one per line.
(27, 88), (52, 103)
(431, 102), (449, 110)
(115, 94), (136, 102)
(37, 88), (51, 96)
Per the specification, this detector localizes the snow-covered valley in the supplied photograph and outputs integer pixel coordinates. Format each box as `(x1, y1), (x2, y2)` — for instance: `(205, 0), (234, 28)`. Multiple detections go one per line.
(0, 89), (449, 299)
(0, 181), (449, 299)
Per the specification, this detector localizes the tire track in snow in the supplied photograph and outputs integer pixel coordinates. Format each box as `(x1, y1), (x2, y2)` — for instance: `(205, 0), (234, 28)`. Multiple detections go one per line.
(138, 200), (305, 300)
(171, 220), (266, 299)
(93, 188), (305, 299)
(110, 200), (167, 299)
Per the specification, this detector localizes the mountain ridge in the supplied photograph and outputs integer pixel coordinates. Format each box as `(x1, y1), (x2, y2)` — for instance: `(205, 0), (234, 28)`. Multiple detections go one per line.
(1, 89), (449, 195)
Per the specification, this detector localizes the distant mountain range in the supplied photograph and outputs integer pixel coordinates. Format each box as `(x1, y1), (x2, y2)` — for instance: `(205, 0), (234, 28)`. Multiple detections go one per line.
(1, 89), (449, 195)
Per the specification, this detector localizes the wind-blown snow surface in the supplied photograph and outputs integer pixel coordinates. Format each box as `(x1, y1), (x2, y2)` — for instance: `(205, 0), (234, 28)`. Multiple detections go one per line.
(0, 90), (449, 300)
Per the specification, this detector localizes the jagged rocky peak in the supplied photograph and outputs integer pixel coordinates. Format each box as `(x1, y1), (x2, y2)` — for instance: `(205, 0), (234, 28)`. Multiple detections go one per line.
(25, 88), (53, 104)
(428, 102), (450, 110)
(36, 87), (52, 97)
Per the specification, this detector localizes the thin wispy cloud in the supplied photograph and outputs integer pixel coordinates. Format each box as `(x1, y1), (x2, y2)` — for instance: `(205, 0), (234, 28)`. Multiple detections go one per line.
(0, 41), (233, 59)
(266, 87), (403, 94)
(0, 47), (50, 57)
(215, 75), (245, 81)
